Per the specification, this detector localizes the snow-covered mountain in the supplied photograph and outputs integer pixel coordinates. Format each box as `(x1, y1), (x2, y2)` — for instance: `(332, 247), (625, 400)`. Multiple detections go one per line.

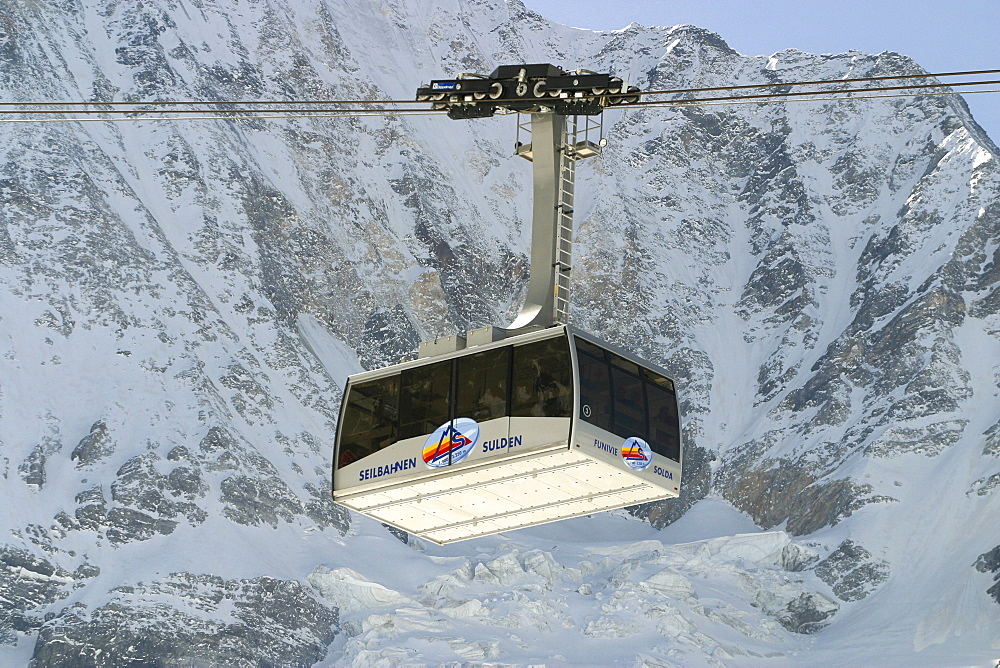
(0, 0), (997, 664)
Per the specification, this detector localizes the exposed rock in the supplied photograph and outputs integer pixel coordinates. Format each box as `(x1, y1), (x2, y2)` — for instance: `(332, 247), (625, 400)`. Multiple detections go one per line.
(0, 545), (96, 642)
(381, 522), (409, 544)
(104, 507), (178, 545)
(719, 457), (895, 535)
(166, 465), (207, 498)
(198, 426), (239, 454)
(984, 421), (1000, 457)
(70, 421), (114, 467)
(65, 460), (200, 544)
(18, 436), (63, 490)
(774, 592), (839, 634)
(815, 540), (890, 602)
(18, 446), (46, 489)
(112, 453), (208, 524)
(29, 574), (338, 667)
(974, 545), (1000, 605)
(219, 473), (302, 528)
(166, 445), (190, 461)
(304, 481), (351, 534)
(72, 486), (108, 532)
(967, 472), (1000, 497)
(866, 420), (968, 458)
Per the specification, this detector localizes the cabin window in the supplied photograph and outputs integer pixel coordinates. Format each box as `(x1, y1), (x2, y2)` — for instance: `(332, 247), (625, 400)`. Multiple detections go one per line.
(612, 365), (645, 437)
(577, 345), (612, 431)
(575, 336), (681, 462)
(399, 360), (451, 440)
(456, 346), (510, 422)
(338, 333), (585, 471)
(337, 375), (399, 468)
(643, 367), (675, 392)
(646, 381), (681, 461)
(610, 354), (640, 376)
(511, 337), (572, 417)
(574, 337), (606, 360)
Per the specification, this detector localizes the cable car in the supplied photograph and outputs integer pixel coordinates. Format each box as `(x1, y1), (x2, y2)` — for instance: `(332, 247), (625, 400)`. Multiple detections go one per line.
(331, 64), (682, 543)
(333, 325), (681, 544)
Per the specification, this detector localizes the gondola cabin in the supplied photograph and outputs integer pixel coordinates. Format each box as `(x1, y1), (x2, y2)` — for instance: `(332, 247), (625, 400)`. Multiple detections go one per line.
(332, 325), (682, 544)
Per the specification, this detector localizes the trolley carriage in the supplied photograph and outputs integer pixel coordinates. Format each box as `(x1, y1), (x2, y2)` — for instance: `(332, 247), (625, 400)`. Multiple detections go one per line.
(332, 64), (682, 543)
(333, 326), (681, 544)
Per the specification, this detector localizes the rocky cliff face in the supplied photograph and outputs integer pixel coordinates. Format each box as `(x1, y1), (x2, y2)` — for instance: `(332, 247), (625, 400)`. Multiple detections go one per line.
(0, 0), (997, 664)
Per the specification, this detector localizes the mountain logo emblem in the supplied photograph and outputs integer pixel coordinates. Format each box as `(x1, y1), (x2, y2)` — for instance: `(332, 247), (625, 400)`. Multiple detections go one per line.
(422, 418), (480, 468)
(621, 437), (652, 470)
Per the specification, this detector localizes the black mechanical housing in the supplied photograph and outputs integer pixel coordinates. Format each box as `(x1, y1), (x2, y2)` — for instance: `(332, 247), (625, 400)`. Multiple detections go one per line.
(416, 63), (641, 119)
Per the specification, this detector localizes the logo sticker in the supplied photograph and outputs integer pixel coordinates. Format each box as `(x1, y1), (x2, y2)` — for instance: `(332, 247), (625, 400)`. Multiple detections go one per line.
(621, 437), (652, 470)
(422, 418), (479, 468)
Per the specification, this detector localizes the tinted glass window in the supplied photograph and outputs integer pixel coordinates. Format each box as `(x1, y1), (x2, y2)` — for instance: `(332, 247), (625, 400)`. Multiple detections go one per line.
(399, 360), (451, 440)
(338, 375), (399, 468)
(646, 382), (680, 461)
(456, 346), (510, 422)
(643, 367), (675, 392)
(611, 355), (640, 375)
(611, 364), (645, 438)
(577, 349), (612, 431)
(511, 337), (572, 417)
(575, 337), (607, 360)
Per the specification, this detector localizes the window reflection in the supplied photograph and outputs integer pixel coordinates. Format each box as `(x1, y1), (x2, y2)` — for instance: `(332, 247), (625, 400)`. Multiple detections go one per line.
(399, 361), (451, 440)
(577, 347), (612, 431)
(337, 333), (684, 472)
(574, 337), (681, 462)
(338, 375), (399, 468)
(511, 338), (573, 417)
(456, 347), (510, 421)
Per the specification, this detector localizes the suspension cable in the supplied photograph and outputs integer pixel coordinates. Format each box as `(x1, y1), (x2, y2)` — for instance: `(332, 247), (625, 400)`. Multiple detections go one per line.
(0, 110), (448, 124)
(624, 77), (1000, 107)
(0, 68), (995, 124)
(640, 87), (1000, 110)
(637, 68), (1000, 98)
(0, 106), (441, 116)
(0, 89), (994, 123)
(1, 67), (996, 111)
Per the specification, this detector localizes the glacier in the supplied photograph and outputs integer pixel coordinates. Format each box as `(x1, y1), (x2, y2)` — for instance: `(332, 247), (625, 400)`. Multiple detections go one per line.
(0, 0), (998, 665)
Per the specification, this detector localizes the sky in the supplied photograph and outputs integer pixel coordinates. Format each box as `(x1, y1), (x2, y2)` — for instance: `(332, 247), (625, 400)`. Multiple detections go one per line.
(524, 0), (1000, 145)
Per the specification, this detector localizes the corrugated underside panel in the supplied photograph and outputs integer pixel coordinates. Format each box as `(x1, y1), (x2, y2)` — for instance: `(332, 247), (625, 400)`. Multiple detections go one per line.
(339, 449), (674, 544)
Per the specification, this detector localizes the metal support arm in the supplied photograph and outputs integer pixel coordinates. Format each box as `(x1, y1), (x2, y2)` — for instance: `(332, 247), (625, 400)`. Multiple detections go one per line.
(507, 113), (567, 331)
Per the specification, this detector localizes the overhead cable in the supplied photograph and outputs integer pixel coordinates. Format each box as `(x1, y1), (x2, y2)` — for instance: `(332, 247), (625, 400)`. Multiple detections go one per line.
(2, 67), (997, 111)
(642, 87), (1000, 110)
(0, 110), (447, 124)
(637, 68), (1000, 99)
(626, 77), (1000, 107)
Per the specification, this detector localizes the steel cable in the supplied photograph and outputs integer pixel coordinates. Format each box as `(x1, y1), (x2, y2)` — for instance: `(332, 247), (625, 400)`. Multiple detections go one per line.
(0, 67), (995, 111)
(0, 68), (996, 122)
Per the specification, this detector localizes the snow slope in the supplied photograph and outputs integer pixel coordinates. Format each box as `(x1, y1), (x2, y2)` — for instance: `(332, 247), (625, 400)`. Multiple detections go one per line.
(0, 0), (997, 665)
